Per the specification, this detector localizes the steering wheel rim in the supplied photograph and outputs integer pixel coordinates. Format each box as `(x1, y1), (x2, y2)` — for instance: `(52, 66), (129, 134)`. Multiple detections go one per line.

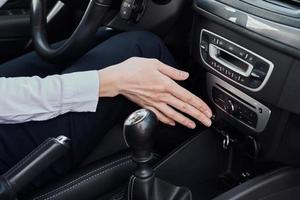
(31, 0), (112, 63)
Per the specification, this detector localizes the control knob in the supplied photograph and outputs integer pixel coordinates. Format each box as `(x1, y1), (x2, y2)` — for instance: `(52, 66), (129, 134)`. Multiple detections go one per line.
(225, 100), (236, 114)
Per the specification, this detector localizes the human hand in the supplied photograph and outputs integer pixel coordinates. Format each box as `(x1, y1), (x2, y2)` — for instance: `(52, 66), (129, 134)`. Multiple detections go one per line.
(98, 57), (212, 128)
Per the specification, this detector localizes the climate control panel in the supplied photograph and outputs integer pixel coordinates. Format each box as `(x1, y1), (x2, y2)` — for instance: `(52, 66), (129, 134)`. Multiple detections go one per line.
(200, 29), (274, 92)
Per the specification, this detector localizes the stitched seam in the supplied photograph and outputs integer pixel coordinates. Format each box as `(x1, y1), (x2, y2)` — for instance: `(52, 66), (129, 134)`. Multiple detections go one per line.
(40, 160), (132, 200)
(130, 176), (136, 200)
(33, 156), (131, 200)
(34, 156), (131, 199)
(5, 139), (52, 178)
(128, 176), (134, 200)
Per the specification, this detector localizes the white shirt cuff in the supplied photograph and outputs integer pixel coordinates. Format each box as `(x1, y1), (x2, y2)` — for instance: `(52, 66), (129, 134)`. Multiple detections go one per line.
(61, 70), (100, 113)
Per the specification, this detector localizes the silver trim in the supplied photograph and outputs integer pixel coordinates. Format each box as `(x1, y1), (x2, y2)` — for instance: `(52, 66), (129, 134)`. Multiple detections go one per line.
(94, 1), (111, 7)
(194, 0), (300, 50)
(47, 1), (65, 23)
(55, 135), (70, 145)
(125, 109), (149, 126)
(207, 73), (271, 133)
(209, 44), (253, 77)
(200, 29), (274, 92)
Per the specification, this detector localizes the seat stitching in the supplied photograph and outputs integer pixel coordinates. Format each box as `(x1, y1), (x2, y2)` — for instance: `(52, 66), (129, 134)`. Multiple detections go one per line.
(130, 176), (136, 200)
(40, 160), (132, 200)
(33, 156), (131, 200)
(127, 176), (134, 200)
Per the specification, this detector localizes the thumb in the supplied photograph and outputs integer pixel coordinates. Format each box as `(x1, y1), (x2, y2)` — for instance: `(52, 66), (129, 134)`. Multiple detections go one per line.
(158, 63), (189, 81)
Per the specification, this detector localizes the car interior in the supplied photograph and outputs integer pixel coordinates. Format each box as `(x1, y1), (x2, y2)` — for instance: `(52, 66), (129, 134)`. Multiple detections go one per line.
(1, 0), (300, 199)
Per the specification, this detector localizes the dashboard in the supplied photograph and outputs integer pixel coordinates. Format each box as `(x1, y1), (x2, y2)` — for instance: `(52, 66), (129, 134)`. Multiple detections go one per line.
(191, 0), (300, 162)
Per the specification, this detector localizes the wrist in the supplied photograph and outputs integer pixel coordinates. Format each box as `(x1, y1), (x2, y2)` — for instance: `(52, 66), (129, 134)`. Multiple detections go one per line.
(98, 66), (121, 97)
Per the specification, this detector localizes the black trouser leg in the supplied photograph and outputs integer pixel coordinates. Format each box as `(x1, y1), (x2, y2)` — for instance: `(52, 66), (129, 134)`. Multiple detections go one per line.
(0, 31), (176, 188)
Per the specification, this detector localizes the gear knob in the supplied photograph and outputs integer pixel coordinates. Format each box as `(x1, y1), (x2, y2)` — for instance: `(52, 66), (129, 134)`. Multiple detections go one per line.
(124, 109), (157, 162)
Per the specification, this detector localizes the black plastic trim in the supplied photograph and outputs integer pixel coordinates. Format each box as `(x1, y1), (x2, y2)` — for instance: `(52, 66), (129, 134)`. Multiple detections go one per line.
(193, 1), (300, 59)
(215, 0), (300, 28)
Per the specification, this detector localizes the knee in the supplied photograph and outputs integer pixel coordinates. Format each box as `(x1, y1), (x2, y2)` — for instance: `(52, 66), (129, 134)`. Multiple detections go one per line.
(125, 31), (163, 46)
(119, 31), (165, 58)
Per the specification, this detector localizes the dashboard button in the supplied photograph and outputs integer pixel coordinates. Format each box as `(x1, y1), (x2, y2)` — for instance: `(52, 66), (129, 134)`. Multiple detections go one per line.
(227, 45), (234, 52)
(225, 100), (236, 114)
(219, 40), (226, 47)
(237, 50), (246, 58)
(200, 41), (209, 52)
(211, 37), (218, 44)
(240, 77), (246, 84)
(247, 55), (255, 64)
(202, 51), (209, 62)
(221, 66), (225, 73)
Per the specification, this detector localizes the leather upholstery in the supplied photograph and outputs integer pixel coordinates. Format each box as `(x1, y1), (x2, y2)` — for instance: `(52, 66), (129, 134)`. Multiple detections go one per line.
(0, 137), (70, 200)
(128, 175), (192, 200)
(27, 153), (135, 200)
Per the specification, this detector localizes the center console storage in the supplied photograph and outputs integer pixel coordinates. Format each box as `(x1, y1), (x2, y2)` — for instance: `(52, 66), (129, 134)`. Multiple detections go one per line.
(153, 130), (300, 200)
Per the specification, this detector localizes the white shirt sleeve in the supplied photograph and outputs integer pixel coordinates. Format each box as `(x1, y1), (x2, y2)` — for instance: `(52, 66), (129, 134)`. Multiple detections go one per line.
(0, 71), (100, 124)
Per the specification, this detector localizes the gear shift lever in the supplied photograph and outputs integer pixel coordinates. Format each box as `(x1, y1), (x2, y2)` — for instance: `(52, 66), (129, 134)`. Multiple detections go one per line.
(124, 109), (157, 179)
(124, 109), (192, 200)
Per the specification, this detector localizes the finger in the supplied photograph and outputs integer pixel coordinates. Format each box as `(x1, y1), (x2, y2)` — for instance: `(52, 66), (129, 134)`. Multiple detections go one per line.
(146, 106), (176, 126)
(157, 63), (189, 81)
(160, 94), (212, 127)
(157, 103), (196, 129)
(167, 81), (213, 118)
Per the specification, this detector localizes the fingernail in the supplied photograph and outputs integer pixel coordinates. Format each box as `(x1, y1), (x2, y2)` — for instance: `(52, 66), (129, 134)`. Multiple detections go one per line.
(189, 122), (196, 129)
(204, 118), (212, 127)
(169, 121), (176, 126)
(181, 71), (189, 78)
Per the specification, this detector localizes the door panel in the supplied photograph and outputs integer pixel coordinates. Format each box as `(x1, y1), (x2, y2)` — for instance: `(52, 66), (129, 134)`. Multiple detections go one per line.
(0, 0), (57, 63)
(0, 0), (31, 63)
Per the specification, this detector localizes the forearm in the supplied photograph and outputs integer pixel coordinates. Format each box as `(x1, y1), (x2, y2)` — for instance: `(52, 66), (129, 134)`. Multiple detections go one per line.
(0, 71), (99, 124)
(98, 66), (121, 98)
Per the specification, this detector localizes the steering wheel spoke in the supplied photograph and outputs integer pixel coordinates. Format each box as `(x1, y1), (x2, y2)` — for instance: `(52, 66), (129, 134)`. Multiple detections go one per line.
(31, 0), (112, 63)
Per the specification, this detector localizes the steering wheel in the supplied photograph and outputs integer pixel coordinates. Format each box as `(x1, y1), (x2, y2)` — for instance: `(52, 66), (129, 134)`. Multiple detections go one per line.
(31, 0), (112, 62)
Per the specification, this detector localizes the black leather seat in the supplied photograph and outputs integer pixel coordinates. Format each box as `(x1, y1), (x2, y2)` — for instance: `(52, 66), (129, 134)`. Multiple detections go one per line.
(24, 125), (134, 200)
(27, 152), (135, 200)
(22, 125), (159, 200)
(0, 125), (160, 200)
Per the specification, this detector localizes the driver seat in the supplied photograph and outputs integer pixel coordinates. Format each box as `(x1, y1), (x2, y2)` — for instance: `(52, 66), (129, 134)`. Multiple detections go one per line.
(27, 152), (134, 200)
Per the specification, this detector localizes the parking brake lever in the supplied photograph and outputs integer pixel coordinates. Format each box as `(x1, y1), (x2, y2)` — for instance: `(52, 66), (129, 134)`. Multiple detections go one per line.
(0, 136), (70, 200)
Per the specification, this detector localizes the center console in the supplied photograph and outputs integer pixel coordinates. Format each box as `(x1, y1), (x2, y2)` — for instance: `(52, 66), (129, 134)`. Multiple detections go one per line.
(189, 0), (300, 176)
(200, 29), (274, 92)
(207, 73), (271, 133)
(197, 29), (273, 133)
(154, 131), (300, 200)
(198, 29), (274, 133)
